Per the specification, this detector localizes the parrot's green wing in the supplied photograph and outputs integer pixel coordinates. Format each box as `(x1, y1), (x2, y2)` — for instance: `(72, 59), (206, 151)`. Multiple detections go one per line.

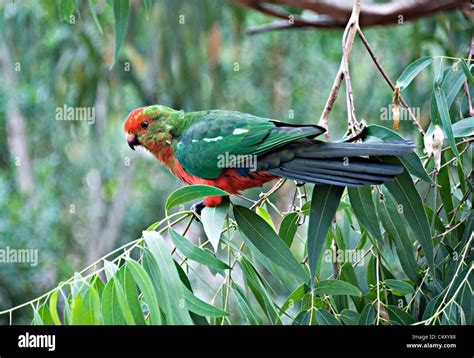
(176, 110), (325, 179)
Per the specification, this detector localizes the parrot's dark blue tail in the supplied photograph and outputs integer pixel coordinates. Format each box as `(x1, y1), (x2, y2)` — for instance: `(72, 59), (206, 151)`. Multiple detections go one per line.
(260, 140), (414, 186)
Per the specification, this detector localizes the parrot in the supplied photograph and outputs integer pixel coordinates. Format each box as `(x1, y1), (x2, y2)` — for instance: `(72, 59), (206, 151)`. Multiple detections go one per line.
(124, 105), (413, 212)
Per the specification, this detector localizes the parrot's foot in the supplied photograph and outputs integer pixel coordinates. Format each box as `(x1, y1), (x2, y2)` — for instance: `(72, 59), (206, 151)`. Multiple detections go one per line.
(191, 201), (206, 221)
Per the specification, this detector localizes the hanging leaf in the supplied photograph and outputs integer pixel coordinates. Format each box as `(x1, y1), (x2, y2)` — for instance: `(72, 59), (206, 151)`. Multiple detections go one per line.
(375, 188), (419, 281)
(239, 257), (281, 324)
(256, 206), (275, 230)
(117, 265), (146, 325)
(386, 305), (415, 325)
(315, 310), (341, 325)
(340, 309), (360, 325)
(307, 185), (344, 279)
(279, 212), (299, 247)
(88, 0), (103, 34)
(434, 85), (460, 158)
(314, 279), (362, 297)
(201, 200), (228, 252)
(348, 186), (384, 243)
(460, 59), (474, 86)
(231, 282), (262, 325)
(382, 159), (434, 275)
(452, 117), (474, 138)
(183, 286), (229, 318)
(112, 0), (130, 67)
(101, 280), (125, 325)
(384, 279), (415, 295)
(169, 229), (230, 271)
(81, 286), (103, 325)
(126, 259), (162, 325)
(58, 0), (75, 22)
(144, 235), (193, 324)
(234, 205), (308, 283)
(396, 57), (433, 91)
(278, 283), (309, 319)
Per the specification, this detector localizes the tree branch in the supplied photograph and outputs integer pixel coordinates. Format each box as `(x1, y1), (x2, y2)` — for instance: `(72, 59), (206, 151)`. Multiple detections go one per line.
(234, 0), (465, 34)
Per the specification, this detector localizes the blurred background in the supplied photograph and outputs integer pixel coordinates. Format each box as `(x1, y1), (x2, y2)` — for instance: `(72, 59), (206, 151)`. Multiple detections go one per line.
(0, 0), (471, 322)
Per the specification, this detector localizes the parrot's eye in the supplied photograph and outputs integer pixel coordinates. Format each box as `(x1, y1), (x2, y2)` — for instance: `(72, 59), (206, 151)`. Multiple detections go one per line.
(140, 121), (149, 129)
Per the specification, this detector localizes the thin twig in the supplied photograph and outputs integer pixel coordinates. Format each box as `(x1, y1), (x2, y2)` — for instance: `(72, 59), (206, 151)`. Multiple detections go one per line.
(318, 0), (361, 139)
(357, 28), (425, 135)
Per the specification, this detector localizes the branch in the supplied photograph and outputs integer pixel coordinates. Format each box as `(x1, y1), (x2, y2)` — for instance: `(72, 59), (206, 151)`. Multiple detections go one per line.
(318, 0), (361, 139)
(234, 0), (465, 34)
(356, 28), (425, 135)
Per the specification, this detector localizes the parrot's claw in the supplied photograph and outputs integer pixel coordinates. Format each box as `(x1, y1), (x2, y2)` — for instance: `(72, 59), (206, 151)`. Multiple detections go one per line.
(191, 201), (206, 221)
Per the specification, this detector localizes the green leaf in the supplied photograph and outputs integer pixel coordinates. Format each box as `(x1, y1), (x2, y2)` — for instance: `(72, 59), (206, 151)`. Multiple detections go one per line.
(376, 188), (419, 281)
(101, 279), (125, 325)
(118, 265), (146, 325)
(307, 185), (344, 278)
(382, 160), (434, 275)
(88, 0), (103, 34)
(166, 185), (228, 212)
(32, 306), (44, 325)
(422, 293), (444, 321)
(201, 200), (228, 252)
(256, 206), (275, 230)
(434, 86), (460, 158)
(348, 186), (383, 242)
(315, 310), (341, 325)
(430, 65), (467, 127)
(126, 259), (162, 325)
(314, 279), (362, 297)
(103, 260), (119, 282)
(340, 309), (360, 325)
(384, 279), (415, 295)
(231, 282), (262, 325)
(143, 0), (153, 14)
(112, 0), (130, 67)
(49, 290), (61, 325)
(365, 125), (432, 183)
(397, 57), (433, 91)
(112, 278), (135, 325)
(359, 303), (376, 325)
(452, 117), (474, 138)
(438, 154), (454, 222)
(37, 304), (54, 325)
(169, 229), (230, 271)
(144, 235), (193, 324)
(183, 286), (229, 317)
(58, 0), (75, 21)
(278, 284), (308, 319)
(238, 257), (281, 324)
(70, 292), (85, 325)
(461, 59), (474, 86)
(386, 305), (415, 325)
(82, 286), (103, 324)
(279, 212), (299, 247)
(234, 205), (308, 283)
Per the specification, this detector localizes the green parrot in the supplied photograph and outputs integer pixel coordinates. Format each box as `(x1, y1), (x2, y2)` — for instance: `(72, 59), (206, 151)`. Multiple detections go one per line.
(124, 105), (413, 210)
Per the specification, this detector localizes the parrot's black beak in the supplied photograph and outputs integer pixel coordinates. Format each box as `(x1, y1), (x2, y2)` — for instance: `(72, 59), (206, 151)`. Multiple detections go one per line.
(127, 134), (140, 151)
